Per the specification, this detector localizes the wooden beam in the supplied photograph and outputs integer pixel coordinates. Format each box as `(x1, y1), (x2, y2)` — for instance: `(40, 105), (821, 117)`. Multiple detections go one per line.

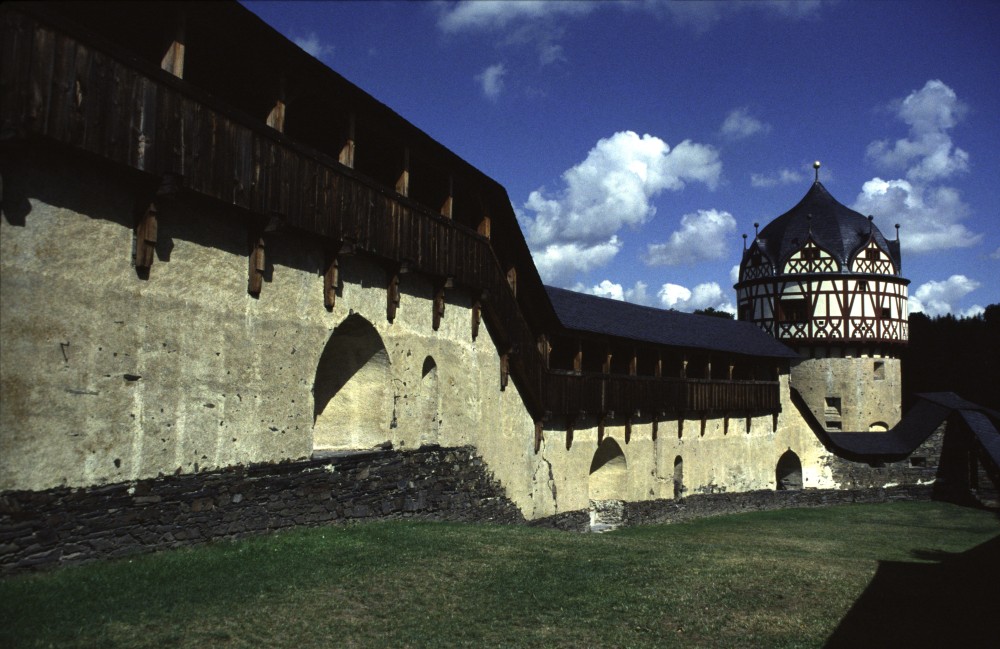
(655, 350), (662, 378)
(396, 148), (409, 197)
(538, 334), (551, 369)
(441, 175), (453, 219)
(339, 113), (355, 168)
(573, 340), (582, 374)
(500, 351), (510, 391)
(432, 280), (446, 331)
(160, 41), (185, 79)
(602, 346), (612, 375)
(506, 266), (517, 297)
(629, 348), (637, 376)
(471, 299), (481, 341)
(134, 202), (158, 272)
(160, 14), (185, 78)
(323, 252), (339, 310)
(534, 421), (543, 454)
(386, 267), (401, 322)
(266, 100), (285, 133)
(681, 354), (688, 379)
(248, 231), (266, 296)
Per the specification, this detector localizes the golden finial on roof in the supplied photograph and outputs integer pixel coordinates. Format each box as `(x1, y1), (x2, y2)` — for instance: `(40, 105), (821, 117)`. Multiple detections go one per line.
(813, 161), (821, 182)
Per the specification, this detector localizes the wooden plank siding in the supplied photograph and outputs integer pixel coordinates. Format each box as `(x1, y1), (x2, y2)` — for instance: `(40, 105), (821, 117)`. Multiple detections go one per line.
(1, 8), (780, 423)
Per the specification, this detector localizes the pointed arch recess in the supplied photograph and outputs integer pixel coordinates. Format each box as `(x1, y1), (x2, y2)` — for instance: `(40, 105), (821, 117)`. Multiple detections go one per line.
(589, 438), (627, 501)
(312, 313), (393, 451)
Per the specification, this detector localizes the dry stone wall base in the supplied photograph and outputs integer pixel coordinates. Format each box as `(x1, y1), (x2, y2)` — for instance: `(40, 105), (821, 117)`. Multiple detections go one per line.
(0, 445), (524, 575)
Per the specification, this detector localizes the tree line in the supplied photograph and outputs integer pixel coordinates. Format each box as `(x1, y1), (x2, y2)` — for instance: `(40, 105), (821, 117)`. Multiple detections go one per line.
(903, 304), (1000, 412)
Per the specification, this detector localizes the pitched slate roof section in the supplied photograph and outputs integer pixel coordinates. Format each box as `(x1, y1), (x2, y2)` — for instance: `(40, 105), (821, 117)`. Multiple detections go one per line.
(754, 181), (902, 271)
(545, 286), (799, 359)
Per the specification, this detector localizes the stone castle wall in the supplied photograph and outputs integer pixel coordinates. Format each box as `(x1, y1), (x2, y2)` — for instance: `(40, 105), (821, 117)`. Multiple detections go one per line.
(791, 353), (903, 433)
(0, 152), (547, 515)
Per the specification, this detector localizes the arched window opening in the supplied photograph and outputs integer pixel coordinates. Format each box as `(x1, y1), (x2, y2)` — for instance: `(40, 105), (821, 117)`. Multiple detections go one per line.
(776, 450), (802, 491)
(673, 456), (684, 499)
(421, 355), (437, 378)
(417, 355), (441, 444)
(312, 314), (393, 451)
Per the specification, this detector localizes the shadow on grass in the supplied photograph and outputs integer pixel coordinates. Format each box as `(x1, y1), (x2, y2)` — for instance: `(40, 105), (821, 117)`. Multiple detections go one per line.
(824, 533), (1000, 648)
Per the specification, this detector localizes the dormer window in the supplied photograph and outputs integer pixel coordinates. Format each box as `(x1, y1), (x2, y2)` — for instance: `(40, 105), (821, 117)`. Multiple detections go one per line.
(803, 247), (820, 261)
(865, 248), (880, 261)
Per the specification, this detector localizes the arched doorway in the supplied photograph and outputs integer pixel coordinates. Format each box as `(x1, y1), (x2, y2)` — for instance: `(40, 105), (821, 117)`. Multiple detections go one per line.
(776, 450), (803, 490)
(312, 314), (393, 451)
(589, 438), (627, 531)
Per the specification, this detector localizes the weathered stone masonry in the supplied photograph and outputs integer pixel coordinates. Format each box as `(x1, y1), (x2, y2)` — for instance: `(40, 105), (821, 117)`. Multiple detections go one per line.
(0, 445), (525, 575)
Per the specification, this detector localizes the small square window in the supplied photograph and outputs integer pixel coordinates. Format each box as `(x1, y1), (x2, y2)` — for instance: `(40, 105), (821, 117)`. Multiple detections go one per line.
(826, 420), (842, 431)
(874, 361), (885, 380)
(825, 397), (842, 415)
(909, 457), (927, 467)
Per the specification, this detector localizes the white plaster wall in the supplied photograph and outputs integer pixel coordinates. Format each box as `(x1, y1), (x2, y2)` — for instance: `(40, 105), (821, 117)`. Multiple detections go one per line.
(0, 159), (548, 515)
(535, 371), (837, 512)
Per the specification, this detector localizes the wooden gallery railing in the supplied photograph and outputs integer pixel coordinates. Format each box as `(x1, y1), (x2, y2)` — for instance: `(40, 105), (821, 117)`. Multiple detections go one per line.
(1, 8), (780, 438)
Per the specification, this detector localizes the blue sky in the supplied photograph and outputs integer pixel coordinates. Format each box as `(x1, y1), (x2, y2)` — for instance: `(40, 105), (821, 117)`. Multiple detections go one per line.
(243, 0), (1000, 317)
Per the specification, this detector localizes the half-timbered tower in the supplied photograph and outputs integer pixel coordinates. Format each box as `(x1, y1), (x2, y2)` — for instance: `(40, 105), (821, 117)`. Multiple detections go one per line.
(735, 166), (909, 433)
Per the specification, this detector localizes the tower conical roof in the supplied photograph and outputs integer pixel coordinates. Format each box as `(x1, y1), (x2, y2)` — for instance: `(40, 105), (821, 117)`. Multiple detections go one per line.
(755, 181), (901, 272)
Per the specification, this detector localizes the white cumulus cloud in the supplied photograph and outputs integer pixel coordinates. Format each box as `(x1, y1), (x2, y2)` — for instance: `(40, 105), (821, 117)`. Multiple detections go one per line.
(574, 279), (652, 305)
(437, 1), (594, 33)
(853, 177), (980, 253)
(751, 167), (805, 188)
(644, 209), (736, 266)
(866, 80), (969, 183)
(909, 275), (981, 317)
(657, 282), (736, 314)
(521, 131), (721, 284)
(475, 63), (506, 100)
(855, 80), (980, 255)
(720, 108), (770, 140)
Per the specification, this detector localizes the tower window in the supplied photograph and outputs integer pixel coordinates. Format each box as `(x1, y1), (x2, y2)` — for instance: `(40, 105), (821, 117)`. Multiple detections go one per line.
(856, 280), (868, 291)
(778, 298), (808, 322)
(803, 248), (820, 261)
(824, 397), (842, 416)
(880, 303), (892, 319)
(865, 248), (880, 261)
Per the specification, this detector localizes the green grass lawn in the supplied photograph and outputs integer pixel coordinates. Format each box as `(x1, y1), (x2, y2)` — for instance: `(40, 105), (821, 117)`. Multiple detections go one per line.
(1, 501), (997, 648)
